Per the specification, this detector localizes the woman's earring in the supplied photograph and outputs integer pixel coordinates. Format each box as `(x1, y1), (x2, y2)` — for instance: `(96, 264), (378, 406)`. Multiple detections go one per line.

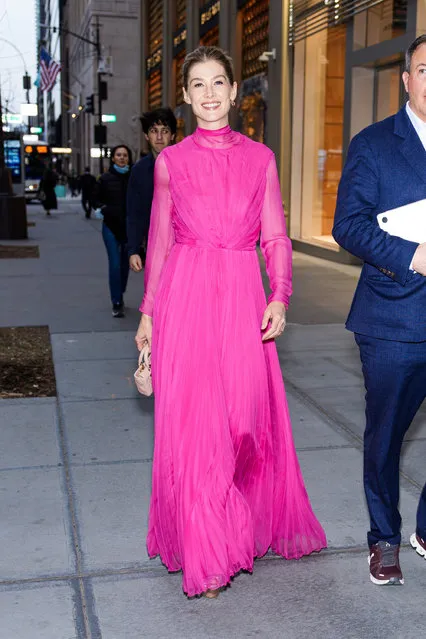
(231, 100), (236, 107)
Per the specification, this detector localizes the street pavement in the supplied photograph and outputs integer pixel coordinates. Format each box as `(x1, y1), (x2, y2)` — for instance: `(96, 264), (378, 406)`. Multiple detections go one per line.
(0, 199), (425, 639)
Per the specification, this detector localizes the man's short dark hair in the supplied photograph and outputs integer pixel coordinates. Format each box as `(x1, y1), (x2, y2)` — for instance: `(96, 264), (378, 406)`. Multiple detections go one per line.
(405, 34), (426, 73)
(141, 107), (177, 136)
(84, 166), (90, 172)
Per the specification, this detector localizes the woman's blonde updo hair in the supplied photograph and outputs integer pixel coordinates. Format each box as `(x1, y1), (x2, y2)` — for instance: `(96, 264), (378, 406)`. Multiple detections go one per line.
(182, 46), (235, 91)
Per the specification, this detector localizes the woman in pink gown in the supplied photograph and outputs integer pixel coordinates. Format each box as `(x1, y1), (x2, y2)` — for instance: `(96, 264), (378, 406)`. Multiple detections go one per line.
(135, 46), (326, 598)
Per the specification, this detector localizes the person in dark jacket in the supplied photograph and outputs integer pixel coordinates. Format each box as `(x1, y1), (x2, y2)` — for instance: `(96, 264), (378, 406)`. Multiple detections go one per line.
(39, 164), (58, 216)
(79, 167), (97, 218)
(93, 145), (133, 317)
(127, 107), (177, 272)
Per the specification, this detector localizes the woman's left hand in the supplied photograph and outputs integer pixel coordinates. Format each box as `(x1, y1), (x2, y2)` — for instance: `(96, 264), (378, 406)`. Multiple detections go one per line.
(261, 301), (287, 341)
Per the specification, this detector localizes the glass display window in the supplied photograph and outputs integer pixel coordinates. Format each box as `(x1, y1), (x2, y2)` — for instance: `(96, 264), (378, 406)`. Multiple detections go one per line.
(291, 24), (346, 245)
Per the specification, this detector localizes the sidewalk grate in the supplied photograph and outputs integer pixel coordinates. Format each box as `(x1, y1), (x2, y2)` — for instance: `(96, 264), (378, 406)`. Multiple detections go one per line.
(0, 245), (39, 259)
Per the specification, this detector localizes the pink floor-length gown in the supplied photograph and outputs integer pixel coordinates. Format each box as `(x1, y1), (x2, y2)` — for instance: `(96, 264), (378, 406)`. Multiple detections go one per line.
(140, 125), (327, 596)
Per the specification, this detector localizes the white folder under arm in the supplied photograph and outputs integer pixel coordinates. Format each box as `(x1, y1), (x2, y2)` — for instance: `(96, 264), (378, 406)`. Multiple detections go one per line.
(377, 199), (426, 243)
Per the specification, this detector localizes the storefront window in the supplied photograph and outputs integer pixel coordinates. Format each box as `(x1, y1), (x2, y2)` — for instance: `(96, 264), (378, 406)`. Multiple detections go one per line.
(238, 0), (269, 143)
(351, 62), (403, 138)
(200, 26), (219, 47)
(353, 0), (407, 50)
(375, 65), (402, 121)
(291, 24), (346, 244)
(147, 0), (163, 110)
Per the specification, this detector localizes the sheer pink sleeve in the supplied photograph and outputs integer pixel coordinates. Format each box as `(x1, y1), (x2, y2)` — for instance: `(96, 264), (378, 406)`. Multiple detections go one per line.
(260, 154), (293, 308)
(139, 153), (175, 316)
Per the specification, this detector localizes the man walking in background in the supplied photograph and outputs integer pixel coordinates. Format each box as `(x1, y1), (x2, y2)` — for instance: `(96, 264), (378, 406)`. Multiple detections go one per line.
(333, 34), (426, 587)
(80, 167), (97, 219)
(127, 107), (177, 272)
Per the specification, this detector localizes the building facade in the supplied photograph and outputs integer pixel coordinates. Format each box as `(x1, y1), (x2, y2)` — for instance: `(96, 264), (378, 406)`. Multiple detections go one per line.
(140, 0), (426, 261)
(60, 0), (141, 174)
(36, 0), (59, 144)
(289, 0), (426, 261)
(56, 0), (425, 254)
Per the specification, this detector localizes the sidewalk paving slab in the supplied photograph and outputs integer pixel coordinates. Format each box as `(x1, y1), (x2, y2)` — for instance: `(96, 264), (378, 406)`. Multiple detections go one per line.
(91, 548), (426, 639)
(61, 398), (154, 465)
(51, 331), (137, 361)
(55, 359), (139, 402)
(0, 582), (78, 639)
(70, 461), (156, 571)
(298, 448), (418, 549)
(0, 402), (60, 469)
(0, 467), (73, 580)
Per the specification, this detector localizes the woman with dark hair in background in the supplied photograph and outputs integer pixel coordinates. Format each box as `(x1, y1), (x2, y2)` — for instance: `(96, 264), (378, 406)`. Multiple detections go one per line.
(39, 164), (58, 216)
(93, 145), (133, 317)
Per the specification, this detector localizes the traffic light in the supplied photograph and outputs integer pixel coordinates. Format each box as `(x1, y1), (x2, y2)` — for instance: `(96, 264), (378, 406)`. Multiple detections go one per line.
(85, 95), (95, 114)
(94, 125), (107, 145)
(100, 81), (108, 101)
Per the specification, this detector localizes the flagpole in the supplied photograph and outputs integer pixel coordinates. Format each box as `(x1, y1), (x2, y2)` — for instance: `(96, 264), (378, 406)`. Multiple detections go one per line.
(39, 22), (104, 174)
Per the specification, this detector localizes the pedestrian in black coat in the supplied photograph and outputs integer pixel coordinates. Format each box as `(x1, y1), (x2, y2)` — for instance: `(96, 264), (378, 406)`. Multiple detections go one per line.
(92, 145), (133, 317)
(79, 167), (97, 218)
(39, 165), (58, 216)
(127, 107), (177, 273)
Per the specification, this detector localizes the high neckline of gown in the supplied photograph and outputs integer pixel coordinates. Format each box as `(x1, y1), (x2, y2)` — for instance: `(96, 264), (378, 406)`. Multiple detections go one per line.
(193, 125), (242, 149)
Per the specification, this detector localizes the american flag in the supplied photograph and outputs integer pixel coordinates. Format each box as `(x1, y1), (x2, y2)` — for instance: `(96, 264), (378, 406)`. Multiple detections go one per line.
(38, 47), (61, 92)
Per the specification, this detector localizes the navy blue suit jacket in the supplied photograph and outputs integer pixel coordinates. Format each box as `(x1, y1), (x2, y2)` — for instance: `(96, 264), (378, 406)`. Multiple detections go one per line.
(126, 153), (155, 257)
(333, 107), (426, 342)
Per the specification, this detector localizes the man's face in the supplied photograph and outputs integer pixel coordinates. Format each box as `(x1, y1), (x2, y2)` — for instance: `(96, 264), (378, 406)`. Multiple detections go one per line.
(145, 123), (175, 156)
(403, 43), (426, 122)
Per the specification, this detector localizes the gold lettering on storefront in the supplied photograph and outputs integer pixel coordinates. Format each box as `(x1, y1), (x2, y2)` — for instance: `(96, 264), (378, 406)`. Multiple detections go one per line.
(201, 1), (220, 26)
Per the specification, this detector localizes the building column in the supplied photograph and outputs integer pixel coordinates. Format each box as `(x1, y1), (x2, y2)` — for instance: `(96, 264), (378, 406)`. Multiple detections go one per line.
(184, 0), (200, 133)
(186, 0), (200, 52)
(140, 0), (149, 150)
(162, 0), (175, 107)
(219, 0), (238, 57)
(268, 0), (291, 210)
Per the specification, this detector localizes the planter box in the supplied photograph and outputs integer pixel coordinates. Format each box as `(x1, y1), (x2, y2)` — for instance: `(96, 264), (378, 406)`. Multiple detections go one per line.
(0, 195), (28, 240)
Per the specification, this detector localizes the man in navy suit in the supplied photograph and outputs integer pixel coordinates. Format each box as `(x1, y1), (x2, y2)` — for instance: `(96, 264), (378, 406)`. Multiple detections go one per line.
(333, 34), (426, 586)
(127, 108), (177, 272)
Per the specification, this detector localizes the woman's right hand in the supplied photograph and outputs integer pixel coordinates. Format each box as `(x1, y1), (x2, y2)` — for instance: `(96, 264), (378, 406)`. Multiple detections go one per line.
(135, 313), (153, 350)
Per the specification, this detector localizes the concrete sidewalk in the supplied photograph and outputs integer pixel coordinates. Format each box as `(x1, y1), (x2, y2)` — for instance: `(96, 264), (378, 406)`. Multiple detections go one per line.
(0, 201), (425, 639)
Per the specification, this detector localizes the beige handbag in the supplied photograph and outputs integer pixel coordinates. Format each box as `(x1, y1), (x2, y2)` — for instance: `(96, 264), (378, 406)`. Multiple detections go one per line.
(134, 344), (153, 396)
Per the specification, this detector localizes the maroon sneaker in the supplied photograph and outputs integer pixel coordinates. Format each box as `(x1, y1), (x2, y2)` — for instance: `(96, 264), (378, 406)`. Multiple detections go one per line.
(368, 541), (404, 585)
(410, 533), (426, 559)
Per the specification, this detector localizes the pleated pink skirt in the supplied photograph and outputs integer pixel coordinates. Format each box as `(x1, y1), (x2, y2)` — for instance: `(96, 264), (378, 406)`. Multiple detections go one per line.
(147, 244), (326, 596)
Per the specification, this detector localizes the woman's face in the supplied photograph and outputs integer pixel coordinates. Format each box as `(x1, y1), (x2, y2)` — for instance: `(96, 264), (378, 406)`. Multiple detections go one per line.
(183, 59), (237, 130)
(113, 147), (129, 167)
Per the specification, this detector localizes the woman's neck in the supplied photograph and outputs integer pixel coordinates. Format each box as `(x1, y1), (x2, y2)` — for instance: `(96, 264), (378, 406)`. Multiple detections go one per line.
(195, 117), (230, 131)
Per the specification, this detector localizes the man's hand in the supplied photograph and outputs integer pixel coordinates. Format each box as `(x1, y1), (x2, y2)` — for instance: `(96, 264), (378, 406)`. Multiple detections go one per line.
(130, 254), (143, 272)
(261, 301), (286, 341)
(412, 243), (426, 276)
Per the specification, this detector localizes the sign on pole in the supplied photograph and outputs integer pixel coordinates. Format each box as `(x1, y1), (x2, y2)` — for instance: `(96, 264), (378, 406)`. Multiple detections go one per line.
(20, 103), (38, 116)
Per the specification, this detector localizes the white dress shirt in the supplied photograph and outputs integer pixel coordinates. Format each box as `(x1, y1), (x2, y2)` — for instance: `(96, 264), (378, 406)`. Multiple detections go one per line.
(406, 102), (426, 151)
(405, 103), (426, 270)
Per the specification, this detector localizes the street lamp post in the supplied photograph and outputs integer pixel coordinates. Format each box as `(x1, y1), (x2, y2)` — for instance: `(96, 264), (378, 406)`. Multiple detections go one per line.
(0, 38), (32, 132)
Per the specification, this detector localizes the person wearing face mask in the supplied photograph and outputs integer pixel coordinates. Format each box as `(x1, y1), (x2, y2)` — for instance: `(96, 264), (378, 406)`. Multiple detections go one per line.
(134, 47), (326, 598)
(92, 145), (133, 317)
(127, 108), (177, 273)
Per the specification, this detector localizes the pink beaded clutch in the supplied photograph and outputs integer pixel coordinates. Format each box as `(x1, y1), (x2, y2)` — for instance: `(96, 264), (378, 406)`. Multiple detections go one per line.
(134, 345), (153, 396)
